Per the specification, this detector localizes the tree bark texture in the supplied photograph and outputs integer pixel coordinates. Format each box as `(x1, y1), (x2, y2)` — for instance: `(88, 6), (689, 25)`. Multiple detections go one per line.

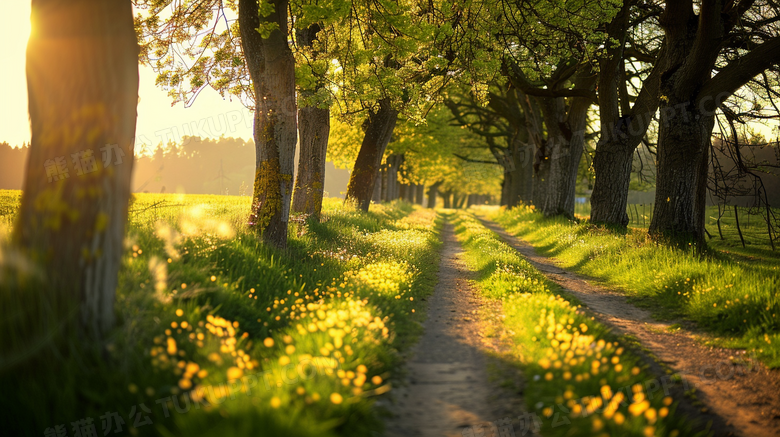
(292, 104), (329, 219)
(506, 140), (534, 207)
(591, 2), (664, 227)
(240, 0), (297, 247)
(536, 72), (594, 218)
(650, 105), (715, 243)
(15, 0), (139, 338)
(648, 3), (718, 243)
(345, 99), (398, 211)
(292, 24), (329, 220)
(649, 2), (780, 243)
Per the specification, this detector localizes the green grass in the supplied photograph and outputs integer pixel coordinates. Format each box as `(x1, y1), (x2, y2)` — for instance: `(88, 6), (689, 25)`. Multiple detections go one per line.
(451, 211), (696, 437)
(0, 192), (441, 437)
(486, 204), (780, 368)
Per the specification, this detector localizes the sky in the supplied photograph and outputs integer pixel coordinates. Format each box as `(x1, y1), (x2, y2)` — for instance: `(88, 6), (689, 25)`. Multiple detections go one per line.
(0, 1), (255, 152)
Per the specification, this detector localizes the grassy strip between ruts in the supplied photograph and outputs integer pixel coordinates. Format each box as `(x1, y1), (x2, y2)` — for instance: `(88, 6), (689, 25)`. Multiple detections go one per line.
(0, 194), (441, 437)
(486, 205), (780, 368)
(451, 211), (698, 437)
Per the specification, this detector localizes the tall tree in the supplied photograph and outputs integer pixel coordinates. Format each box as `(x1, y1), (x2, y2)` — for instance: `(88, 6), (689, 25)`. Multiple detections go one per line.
(239, 0), (297, 247)
(506, 63), (598, 217)
(291, 23), (329, 220)
(14, 0), (139, 338)
(590, 0), (664, 227)
(649, 0), (780, 243)
(337, 0), (454, 211)
(344, 98), (399, 210)
(137, 0), (298, 247)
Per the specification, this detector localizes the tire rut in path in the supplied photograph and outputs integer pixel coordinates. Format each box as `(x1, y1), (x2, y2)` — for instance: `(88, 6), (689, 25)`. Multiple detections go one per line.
(479, 217), (780, 437)
(383, 222), (526, 437)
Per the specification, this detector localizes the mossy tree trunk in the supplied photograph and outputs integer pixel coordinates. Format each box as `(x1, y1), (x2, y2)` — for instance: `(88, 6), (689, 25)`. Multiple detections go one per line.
(240, 0), (297, 247)
(14, 0), (139, 339)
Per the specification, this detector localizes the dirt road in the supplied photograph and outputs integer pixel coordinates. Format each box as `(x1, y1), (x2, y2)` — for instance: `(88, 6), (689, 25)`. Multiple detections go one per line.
(383, 222), (526, 437)
(479, 217), (780, 437)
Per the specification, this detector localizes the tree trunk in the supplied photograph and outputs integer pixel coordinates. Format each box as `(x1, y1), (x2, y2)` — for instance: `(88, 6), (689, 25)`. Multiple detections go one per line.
(500, 175), (510, 206)
(536, 91), (591, 218)
(384, 154), (403, 201)
(415, 184), (424, 205)
(427, 181), (441, 208)
(455, 193), (467, 209)
(292, 105), (329, 219)
(503, 140), (534, 207)
(589, 1), (632, 227)
(590, 2), (663, 227)
(516, 89), (549, 210)
(442, 190), (452, 208)
(345, 99), (398, 211)
(14, 0), (139, 338)
(515, 144), (534, 204)
(532, 156), (550, 209)
(649, 107), (714, 243)
(590, 143), (634, 226)
(372, 169), (382, 203)
(648, 3), (718, 244)
(292, 24), (328, 220)
(240, 0), (297, 247)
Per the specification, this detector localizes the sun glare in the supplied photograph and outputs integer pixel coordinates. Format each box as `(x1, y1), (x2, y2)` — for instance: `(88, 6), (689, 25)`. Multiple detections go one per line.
(0, 2), (32, 147)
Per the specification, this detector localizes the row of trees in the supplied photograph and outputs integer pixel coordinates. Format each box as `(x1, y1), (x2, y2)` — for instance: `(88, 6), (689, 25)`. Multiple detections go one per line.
(12, 0), (780, 338)
(323, 0), (780, 248)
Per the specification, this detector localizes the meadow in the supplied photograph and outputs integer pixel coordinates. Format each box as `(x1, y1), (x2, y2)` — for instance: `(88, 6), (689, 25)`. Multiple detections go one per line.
(0, 191), (440, 436)
(488, 205), (780, 368)
(2, 189), (778, 437)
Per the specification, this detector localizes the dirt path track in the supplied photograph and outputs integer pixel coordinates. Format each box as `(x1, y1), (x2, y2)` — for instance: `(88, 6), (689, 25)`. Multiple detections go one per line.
(479, 217), (780, 437)
(383, 222), (525, 437)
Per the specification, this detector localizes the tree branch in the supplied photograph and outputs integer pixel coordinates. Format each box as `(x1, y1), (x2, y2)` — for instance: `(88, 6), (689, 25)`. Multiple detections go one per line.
(453, 153), (499, 165)
(698, 36), (780, 107)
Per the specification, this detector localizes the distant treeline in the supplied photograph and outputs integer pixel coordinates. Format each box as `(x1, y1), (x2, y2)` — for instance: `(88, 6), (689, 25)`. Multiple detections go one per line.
(1, 137), (349, 197)
(3, 138), (775, 205)
(0, 142), (27, 190)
